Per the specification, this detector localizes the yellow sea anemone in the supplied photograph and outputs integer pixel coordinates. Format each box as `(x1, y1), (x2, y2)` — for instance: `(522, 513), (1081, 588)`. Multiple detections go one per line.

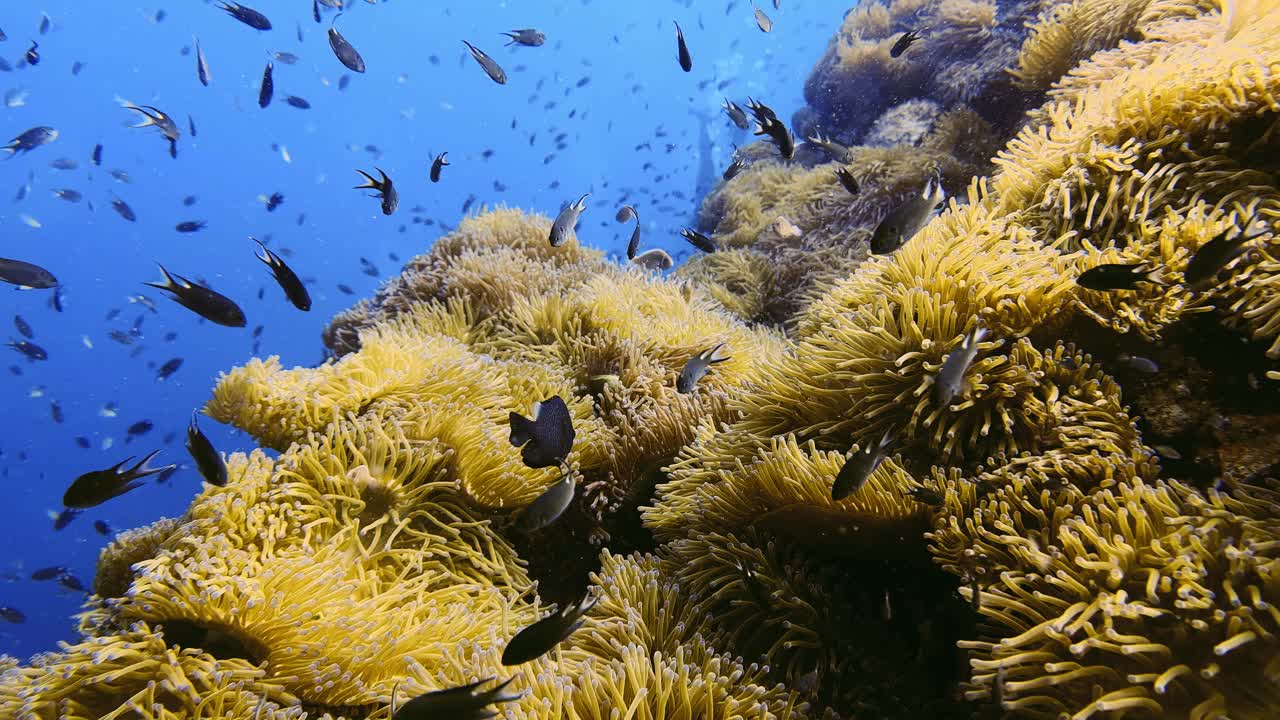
(94, 517), (183, 599)
(646, 433), (927, 550)
(951, 479), (1280, 719)
(0, 622), (297, 720)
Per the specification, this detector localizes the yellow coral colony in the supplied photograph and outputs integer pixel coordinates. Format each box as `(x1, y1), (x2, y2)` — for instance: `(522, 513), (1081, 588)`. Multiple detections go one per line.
(6, 2), (1280, 720)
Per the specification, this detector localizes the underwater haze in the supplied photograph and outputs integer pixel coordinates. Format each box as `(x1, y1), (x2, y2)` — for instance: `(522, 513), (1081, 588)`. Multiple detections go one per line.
(0, 0), (827, 656)
(4, 0), (1280, 718)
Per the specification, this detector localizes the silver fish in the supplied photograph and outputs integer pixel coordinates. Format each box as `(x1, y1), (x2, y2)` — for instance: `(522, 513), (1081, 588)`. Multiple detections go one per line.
(870, 175), (945, 254)
(631, 248), (673, 271)
(195, 37), (211, 86)
(549, 193), (589, 247)
(722, 99), (749, 129)
(934, 325), (988, 408)
(516, 472), (574, 533)
(677, 343), (729, 393)
(753, 4), (773, 32)
(463, 40), (507, 84)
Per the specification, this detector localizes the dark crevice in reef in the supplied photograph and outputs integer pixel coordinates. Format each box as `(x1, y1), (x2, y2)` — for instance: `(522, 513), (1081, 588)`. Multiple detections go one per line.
(159, 619), (270, 666)
(1060, 312), (1280, 490)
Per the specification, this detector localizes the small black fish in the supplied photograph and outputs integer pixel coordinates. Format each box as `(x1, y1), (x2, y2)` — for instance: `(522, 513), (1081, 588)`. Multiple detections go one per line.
(617, 205), (641, 259)
(890, 29), (922, 58)
(509, 395), (575, 469)
(0, 607), (25, 624)
(111, 196), (137, 222)
(39, 14), (52, 35)
(463, 40), (507, 84)
(63, 450), (175, 509)
(677, 343), (728, 393)
(4, 126), (58, 155)
(7, 340), (47, 361)
(502, 29), (546, 47)
(175, 221), (207, 233)
(1117, 352), (1160, 374)
(52, 188), (82, 202)
(835, 167), (859, 196)
(1185, 229), (1260, 288)
(328, 20), (365, 73)
(52, 508), (79, 530)
(13, 316), (33, 339)
(157, 357), (183, 381)
(144, 264), (247, 328)
(392, 677), (522, 720)
(907, 486), (944, 506)
(430, 152), (449, 183)
(49, 157), (78, 170)
(753, 117), (794, 160)
(217, 2), (272, 31)
(832, 433), (893, 500)
(285, 95), (311, 109)
(91, 143), (103, 165)
(273, 51), (299, 65)
(30, 566), (66, 581)
(550, 194), (589, 247)
(502, 594), (598, 665)
(1076, 262), (1163, 291)
(674, 21), (692, 72)
(188, 114), (198, 137)
(50, 400), (63, 424)
(57, 574), (85, 592)
(93, 520), (111, 535)
(723, 158), (746, 181)
(871, 176), (945, 254)
(127, 420), (154, 438)
(25, 41), (39, 66)
(265, 192), (284, 211)
(0, 258), (58, 289)
(187, 412), (228, 487)
(183, 195), (198, 207)
(259, 61), (274, 107)
(195, 37), (211, 86)
(354, 168), (398, 215)
(680, 228), (716, 253)
(722, 99), (749, 129)
(254, 238), (311, 311)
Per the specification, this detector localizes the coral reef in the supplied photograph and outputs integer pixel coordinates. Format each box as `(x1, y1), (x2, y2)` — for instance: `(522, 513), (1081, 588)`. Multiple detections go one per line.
(5, 2), (1280, 720)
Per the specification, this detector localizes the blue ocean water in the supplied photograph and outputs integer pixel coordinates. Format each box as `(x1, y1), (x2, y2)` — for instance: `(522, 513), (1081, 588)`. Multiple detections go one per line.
(0, 1), (832, 658)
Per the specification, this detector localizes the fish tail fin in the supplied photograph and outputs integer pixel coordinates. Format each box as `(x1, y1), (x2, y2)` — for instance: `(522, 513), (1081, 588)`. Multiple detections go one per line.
(353, 169), (379, 189)
(706, 342), (730, 363)
(142, 263), (177, 293)
(130, 449), (177, 479)
(478, 676), (525, 705)
(1140, 263), (1170, 286)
